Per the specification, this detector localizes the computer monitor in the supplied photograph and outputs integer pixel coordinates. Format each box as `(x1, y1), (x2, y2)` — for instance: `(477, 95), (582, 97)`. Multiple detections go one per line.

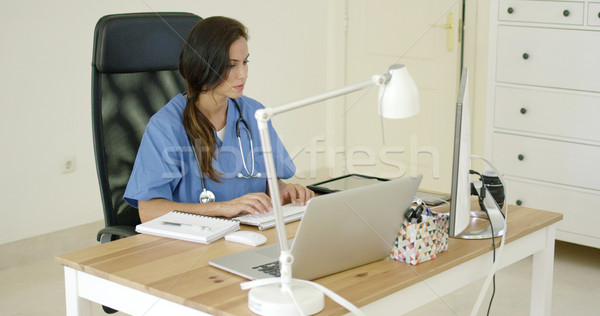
(449, 69), (505, 239)
(448, 69), (472, 236)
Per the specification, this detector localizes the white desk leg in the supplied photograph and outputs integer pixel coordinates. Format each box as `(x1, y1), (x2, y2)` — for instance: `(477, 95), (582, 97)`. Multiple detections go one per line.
(64, 267), (93, 316)
(530, 225), (556, 316)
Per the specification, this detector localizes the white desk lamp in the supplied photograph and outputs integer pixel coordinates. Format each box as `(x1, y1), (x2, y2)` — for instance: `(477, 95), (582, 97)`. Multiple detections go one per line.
(240, 64), (420, 316)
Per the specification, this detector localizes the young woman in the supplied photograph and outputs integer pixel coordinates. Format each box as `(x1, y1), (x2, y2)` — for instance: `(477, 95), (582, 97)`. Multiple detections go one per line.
(124, 16), (313, 222)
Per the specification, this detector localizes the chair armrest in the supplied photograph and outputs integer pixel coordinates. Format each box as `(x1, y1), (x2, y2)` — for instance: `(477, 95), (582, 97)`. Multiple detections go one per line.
(97, 226), (138, 243)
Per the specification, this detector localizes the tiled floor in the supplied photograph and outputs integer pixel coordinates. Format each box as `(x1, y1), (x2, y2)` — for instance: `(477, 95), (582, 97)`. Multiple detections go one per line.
(1, 222), (599, 315)
(407, 240), (600, 315)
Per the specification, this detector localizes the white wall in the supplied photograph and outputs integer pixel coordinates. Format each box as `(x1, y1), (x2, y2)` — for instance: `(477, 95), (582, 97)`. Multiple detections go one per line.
(0, 0), (334, 244)
(465, 0), (491, 172)
(0, 0), (489, 245)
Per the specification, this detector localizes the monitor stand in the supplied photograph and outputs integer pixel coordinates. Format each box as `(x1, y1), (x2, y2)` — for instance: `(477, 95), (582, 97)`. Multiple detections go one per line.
(453, 181), (506, 239)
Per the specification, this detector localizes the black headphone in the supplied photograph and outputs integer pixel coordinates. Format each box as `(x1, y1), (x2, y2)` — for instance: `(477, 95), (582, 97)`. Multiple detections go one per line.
(405, 201), (427, 223)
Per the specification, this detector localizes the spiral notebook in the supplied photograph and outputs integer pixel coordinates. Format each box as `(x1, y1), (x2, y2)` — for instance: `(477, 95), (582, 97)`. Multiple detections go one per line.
(135, 211), (240, 244)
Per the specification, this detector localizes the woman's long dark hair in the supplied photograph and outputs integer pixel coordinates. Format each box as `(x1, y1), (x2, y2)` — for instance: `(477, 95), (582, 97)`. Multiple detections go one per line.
(179, 16), (248, 182)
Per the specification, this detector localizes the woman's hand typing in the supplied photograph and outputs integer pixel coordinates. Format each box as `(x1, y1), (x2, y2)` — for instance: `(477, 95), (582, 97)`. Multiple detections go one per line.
(278, 180), (315, 206)
(216, 192), (272, 217)
(138, 193), (272, 222)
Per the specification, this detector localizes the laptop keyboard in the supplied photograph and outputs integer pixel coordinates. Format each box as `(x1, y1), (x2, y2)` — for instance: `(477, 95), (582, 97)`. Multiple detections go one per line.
(233, 203), (307, 230)
(252, 260), (280, 277)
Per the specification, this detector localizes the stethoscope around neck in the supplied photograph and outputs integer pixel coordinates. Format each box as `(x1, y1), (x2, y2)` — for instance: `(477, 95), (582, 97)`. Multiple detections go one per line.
(189, 98), (261, 203)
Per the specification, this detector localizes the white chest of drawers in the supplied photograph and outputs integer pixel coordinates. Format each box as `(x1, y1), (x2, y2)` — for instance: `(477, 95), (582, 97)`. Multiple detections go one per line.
(486, 0), (600, 248)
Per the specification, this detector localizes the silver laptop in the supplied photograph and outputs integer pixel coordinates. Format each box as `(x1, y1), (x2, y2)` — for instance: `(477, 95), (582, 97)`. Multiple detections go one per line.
(209, 175), (422, 280)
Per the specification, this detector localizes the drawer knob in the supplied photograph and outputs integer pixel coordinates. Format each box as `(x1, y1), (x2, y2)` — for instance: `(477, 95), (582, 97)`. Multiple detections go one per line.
(507, 7), (514, 14)
(516, 199), (523, 206)
(520, 107), (527, 115)
(563, 10), (570, 17)
(598, 11), (600, 19)
(518, 154), (525, 161)
(522, 53), (529, 60)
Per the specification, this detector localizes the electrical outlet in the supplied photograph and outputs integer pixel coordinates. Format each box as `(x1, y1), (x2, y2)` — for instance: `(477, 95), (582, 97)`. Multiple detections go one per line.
(61, 156), (76, 174)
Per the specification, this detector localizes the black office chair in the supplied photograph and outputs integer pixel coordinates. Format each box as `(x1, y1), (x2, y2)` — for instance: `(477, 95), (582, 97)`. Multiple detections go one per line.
(92, 12), (201, 244)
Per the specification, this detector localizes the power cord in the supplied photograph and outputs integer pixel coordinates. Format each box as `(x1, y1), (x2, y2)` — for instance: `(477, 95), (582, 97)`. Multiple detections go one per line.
(486, 213), (496, 316)
(472, 170), (497, 316)
(469, 155), (508, 316)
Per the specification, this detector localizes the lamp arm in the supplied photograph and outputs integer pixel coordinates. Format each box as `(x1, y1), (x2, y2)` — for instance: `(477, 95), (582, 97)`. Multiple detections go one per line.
(254, 75), (383, 256)
(254, 73), (390, 281)
(256, 77), (383, 120)
(254, 117), (290, 256)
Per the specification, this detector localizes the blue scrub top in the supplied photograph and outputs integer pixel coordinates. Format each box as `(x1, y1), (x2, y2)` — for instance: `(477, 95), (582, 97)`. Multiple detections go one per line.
(124, 94), (296, 208)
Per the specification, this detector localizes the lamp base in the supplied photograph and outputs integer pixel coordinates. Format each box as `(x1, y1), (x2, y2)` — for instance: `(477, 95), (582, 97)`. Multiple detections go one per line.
(248, 280), (325, 316)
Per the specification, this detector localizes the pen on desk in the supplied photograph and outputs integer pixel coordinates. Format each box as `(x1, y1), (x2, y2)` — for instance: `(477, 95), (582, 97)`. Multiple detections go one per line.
(161, 221), (211, 231)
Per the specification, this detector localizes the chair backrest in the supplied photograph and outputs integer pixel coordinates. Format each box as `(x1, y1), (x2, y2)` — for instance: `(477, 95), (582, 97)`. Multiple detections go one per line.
(92, 12), (201, 228)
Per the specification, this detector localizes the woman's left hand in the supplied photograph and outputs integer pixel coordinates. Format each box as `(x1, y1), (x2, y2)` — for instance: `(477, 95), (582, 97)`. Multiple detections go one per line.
(278, 180), (315, 206)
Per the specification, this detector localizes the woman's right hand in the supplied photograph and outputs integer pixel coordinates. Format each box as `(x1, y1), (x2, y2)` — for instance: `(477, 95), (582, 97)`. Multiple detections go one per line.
(216, 192), (272, 218)
(139, 193), (272, 222)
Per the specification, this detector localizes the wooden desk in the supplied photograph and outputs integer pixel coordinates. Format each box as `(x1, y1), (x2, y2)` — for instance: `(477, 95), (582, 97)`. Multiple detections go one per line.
(56, 205), (562, 315)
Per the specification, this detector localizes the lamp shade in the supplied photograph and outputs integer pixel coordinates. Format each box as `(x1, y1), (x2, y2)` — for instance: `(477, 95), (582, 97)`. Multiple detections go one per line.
(378, 64), (421, 119)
